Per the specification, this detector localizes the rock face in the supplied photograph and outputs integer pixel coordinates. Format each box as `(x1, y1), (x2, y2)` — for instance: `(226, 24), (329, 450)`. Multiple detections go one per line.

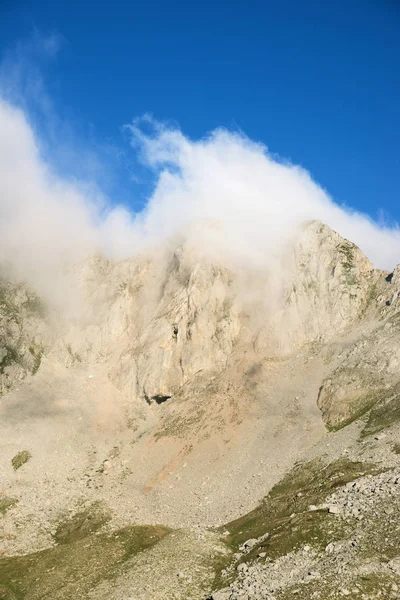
(249, 221), (380, 357)
(1, 219), (400, 600)
(65, 222), (396, 414)
(283, 221), (378, 343)
(316, 261), (400, 429)
(1, 218), (398, 425)
(0, 280), (48, 394)
(109, 253), (241, 404)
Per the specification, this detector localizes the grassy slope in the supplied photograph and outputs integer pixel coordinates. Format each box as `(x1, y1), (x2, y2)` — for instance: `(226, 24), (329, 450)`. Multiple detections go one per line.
(0, 504), (170, 600)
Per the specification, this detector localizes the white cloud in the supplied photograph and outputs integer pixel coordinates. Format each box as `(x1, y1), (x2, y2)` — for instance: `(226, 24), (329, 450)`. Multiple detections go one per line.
(0, 100), (99, 309)
(126, 117), (400, 271)
(1, 100), (400, 312)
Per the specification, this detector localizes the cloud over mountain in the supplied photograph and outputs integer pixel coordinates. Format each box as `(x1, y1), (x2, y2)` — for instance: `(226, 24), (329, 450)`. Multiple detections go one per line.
(1, 99), (399, 308)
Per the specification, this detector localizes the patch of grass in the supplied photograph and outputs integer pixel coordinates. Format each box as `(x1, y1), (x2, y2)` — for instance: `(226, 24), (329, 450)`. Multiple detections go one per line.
(0, 518), (170, 600)
(0, 290), (20, 322)
(0, 496), (18, 516)
(336, 241), (361, 286)
(11, 451), (31, 471)
(211, 458), (386, 595)
(361, 392), (400, 437)
(0, 581), (19, 600)
(337, 241), (355, 271)
(54, 502), (111, 545)
(0, 347), (19, 376)
(218, 458), (380, 563)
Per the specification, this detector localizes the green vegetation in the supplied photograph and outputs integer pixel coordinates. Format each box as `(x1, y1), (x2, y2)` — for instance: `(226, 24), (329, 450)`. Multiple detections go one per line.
(211, 458), (380, 590)
(325, 394), (379, 432)
(337, 241), (355, 271)
(223, 458), (377, 553)
(318, 374), (382, 431)
(53, 502), (112, 544)
(0, 504), (170, 600)
(0, 496), (18, 516)
(0, 290), (20, 323)
(0, 341), (44, 387)
(0, 347), (19, 375)
(1, 287), (46, 322)
(318, 364), (395, 432)
(11, 451), (31, 471)
(361, 392), (400, 437)
(337, 241), (359, 286)
(0, 285), (47, 383)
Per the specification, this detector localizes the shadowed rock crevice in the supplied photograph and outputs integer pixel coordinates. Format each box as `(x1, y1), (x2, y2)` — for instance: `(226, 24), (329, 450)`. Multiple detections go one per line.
(152, 394), (172, 405)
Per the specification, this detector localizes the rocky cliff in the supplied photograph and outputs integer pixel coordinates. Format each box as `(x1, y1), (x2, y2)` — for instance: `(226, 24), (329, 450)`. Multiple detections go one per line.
(0, 220), (399, 600)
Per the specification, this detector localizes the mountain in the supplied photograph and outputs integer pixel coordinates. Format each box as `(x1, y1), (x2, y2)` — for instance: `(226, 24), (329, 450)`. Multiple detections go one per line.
(0, 220), (399, 600)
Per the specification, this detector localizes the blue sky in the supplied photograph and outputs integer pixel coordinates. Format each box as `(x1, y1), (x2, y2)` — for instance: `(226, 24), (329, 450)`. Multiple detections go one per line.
(1, 0), (399, 221)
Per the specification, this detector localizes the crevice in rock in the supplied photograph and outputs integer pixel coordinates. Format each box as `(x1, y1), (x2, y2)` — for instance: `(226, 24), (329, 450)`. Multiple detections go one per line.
(152, 394), (171, 405)
(386, 272), (394, 283)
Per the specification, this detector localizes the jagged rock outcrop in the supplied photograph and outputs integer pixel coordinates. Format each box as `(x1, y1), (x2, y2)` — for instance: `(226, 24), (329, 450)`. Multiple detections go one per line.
(0, 280), (48, 395)
(1, 220), (397, 418)
(317, 257), (400, 429)
(269, 221), (380, 346)
(109, 252), (241, 404)
(77, 221), (397, 412)
(1, 220), (400, 600)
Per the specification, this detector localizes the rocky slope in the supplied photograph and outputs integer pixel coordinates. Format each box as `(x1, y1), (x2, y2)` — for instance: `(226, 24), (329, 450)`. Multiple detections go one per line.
(0, 220), (399, 599)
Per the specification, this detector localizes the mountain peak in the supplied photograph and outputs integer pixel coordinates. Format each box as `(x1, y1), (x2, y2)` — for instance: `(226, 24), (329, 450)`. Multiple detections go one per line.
(1, 221), (399, 599)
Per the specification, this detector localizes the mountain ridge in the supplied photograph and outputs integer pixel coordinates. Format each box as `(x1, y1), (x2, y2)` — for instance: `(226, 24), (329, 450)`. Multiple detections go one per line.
(0, 220), (399, 599)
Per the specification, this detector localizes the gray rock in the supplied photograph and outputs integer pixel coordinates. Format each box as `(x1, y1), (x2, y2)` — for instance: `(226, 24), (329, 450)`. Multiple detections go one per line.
(243, 538), (257, 549)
